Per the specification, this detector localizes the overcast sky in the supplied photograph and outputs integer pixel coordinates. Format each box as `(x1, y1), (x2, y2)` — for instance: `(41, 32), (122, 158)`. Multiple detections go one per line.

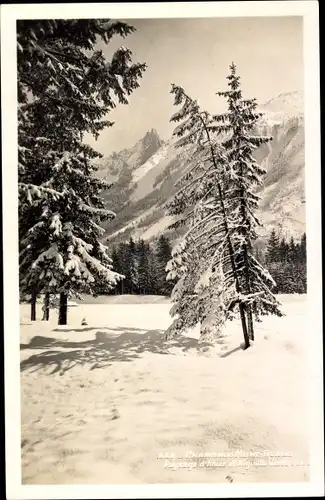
(85, 16), (303, 156)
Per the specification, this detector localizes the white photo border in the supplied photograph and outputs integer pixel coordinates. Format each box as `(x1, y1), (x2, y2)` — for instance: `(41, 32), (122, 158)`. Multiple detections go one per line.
(1, 2), (322, 498)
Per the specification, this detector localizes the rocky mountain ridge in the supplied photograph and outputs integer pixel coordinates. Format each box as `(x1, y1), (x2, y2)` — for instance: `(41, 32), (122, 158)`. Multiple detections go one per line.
(96, 91), (305, 246)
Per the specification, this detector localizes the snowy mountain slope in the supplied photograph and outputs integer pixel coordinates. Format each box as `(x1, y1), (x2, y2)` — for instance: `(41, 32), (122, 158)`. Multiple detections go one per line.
(261, 90), (304, 118)
(96, 128), (163, 181)
(98, 91), (305, 245)
(130, 141), (174, 201)
(254, 113), (305, 239)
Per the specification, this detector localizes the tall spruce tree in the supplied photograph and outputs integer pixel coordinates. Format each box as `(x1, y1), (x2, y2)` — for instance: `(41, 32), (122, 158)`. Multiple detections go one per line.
(116, 242), (133, 294)
(137, 239), (151, 295)
(128, 237), (139, 293)
(155, 235), (173, 295)
(279, 237), (288, 263)
(166, 69), (284, 346)
(148, 245), (159, 295)
(165, 84), (251, 346)
(298, 233), (307, 292)
(18, 19), (146, 323)
(288, 236), (297, 263)
(214, 63), (283, 339)
(265, 229), (281, 264)
(300, 233), (307, 261)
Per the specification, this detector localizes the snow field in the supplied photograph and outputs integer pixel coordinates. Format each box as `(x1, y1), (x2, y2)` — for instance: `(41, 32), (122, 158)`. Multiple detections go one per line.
(20, 294), (309, 484)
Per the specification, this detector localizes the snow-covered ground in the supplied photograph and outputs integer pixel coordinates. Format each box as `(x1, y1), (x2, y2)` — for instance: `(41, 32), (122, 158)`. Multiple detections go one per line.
(20, 294), (309, 485)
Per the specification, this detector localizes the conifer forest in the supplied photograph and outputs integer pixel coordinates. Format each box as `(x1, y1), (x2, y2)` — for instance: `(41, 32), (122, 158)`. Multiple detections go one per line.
(14, 15), (316, 487)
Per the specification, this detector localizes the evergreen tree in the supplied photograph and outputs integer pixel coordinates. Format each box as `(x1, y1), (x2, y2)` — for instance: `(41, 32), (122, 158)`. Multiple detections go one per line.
(298, 232), (307, 292)
(18, 19), (146, 323)
(155, 235), (174, 295)
(214, 63), (283, 338)
(288, 236), (297, 263)
(147, 246), (159, 295)
(128, 237), (139, 293)
(265, 229), (281, 264)
(137, 239), (151, 295)
(118, 242), (134, 294)
(279, 237), (289, 263)
(165, 84), (250, 346)
(300, 233), (307, 261)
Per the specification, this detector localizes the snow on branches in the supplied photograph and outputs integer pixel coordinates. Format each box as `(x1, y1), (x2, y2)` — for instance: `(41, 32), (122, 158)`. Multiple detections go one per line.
(166, 69), (283, 347)
(18, 19), (146, 320)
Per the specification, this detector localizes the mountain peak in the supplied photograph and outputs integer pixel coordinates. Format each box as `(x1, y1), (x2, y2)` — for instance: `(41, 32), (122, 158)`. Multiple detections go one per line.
(133, 128), (164, 166)
(141, 128), (162, 145)
(262, 91), (303, 117)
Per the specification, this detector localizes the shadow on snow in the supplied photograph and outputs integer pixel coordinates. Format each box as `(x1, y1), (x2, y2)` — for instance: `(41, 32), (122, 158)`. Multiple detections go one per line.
(20, 328), (206, 374)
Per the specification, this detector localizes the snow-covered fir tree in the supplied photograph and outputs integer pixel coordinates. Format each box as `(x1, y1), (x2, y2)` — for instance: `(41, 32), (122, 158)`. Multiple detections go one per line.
(165, 237), (204, 339)
(18, 19), (146, 323)
(165, 85), (251, 346)
(155, 235), (173, 295)
(214, 63), (283, 338)
(265, 229), (281, 264)
(166, 73), (284, 347)
(137, 239), (151, 295)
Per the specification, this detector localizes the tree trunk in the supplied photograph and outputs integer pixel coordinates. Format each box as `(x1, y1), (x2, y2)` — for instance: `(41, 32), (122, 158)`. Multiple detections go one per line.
(247, 306), (254, 341)
(30, 292), (37, 321)
(42, 292), (50, 321)
(58, 292), (68, 325)
(242, 243), (254, 341)
(239, 304), (250, 349)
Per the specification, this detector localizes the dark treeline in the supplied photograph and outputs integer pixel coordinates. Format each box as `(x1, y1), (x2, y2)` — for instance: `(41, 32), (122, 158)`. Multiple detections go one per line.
(262, 230), (307, 294)
(100, 230), (306, 297)
(105, 235), (175, 296)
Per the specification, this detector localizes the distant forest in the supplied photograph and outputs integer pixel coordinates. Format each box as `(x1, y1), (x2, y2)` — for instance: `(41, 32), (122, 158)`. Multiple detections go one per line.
(105, 235), (175, 296)
(262, 230), (307, 294)
(103, 231), (307, 296)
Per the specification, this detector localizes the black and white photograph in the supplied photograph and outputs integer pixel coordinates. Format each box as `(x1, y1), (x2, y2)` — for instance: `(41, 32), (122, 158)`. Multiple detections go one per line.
(2, 1), (323, 498)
